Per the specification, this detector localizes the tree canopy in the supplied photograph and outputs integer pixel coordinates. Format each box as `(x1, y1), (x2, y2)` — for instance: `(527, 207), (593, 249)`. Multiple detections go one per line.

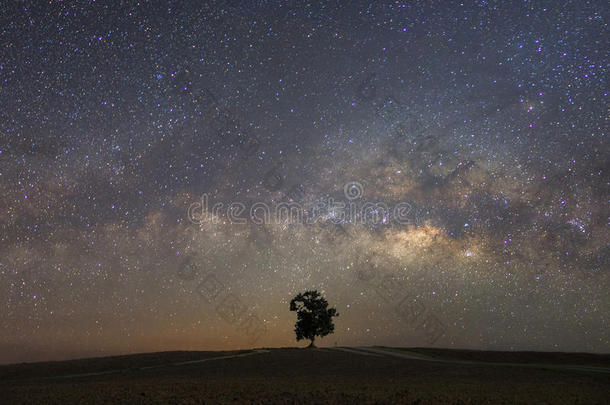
(289, 290), (339, 348)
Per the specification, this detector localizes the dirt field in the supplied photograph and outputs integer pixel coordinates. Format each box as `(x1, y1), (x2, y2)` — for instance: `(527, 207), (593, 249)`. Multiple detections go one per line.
(2, 347), (609, 404)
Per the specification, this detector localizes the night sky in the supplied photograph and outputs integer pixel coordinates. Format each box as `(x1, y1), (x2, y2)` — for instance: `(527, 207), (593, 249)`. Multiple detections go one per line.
(1, 1), (608, 364)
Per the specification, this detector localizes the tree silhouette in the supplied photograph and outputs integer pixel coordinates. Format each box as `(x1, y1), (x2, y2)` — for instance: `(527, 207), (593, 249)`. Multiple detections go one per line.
(289, 290), (339, 348)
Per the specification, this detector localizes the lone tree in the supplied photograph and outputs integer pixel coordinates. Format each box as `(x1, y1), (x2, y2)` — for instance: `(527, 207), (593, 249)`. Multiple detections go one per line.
(289, 290), (338, 348)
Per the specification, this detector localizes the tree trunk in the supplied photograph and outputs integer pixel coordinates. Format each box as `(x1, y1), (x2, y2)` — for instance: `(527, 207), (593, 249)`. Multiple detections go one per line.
(308, 337), (316, 348)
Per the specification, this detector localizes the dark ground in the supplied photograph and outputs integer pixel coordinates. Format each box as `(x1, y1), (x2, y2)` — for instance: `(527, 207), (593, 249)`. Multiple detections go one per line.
(1, 347), (609, 404)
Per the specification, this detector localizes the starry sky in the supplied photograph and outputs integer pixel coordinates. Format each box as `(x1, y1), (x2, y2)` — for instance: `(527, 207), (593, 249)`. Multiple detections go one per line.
(1, 1), (608, 364)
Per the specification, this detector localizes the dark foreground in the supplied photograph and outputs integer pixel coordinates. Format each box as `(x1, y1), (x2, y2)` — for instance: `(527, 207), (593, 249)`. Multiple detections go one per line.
(1, 347), (609, 404)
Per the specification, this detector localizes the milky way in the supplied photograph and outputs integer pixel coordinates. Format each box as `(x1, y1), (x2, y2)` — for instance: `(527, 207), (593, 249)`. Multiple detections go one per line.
(1, 1), (608, 363)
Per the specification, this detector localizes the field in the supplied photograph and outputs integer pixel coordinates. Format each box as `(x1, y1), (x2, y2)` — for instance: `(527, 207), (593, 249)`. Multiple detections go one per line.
(2, 347), (609, 404)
